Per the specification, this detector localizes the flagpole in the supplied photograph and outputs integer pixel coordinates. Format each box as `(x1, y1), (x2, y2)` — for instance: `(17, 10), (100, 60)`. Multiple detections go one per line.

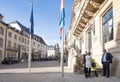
(61, 27), (64, 77)
(59, 0), (65, 77)
(28, 35), (32, 73)
(28, 1), (33, 73)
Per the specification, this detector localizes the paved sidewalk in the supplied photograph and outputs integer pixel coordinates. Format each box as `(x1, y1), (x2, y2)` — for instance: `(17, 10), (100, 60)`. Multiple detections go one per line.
(0, 73), (120, 82)
(0, 61), (119, 82)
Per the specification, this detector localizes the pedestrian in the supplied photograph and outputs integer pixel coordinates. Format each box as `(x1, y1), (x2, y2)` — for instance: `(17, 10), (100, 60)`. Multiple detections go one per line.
(92, 59), (98, 77)
(101, 49), (113, 78)
(82, 51), (87, 78)
(85, 52), (92, 78)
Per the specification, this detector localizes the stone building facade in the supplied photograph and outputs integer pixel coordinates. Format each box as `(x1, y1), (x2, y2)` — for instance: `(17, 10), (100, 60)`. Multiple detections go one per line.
(0, 14), (48, 62)
(66, 0), (120, 78)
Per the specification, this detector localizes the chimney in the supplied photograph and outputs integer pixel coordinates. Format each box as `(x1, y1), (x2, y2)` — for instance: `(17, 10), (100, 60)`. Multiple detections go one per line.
(0, 13), (3, 22)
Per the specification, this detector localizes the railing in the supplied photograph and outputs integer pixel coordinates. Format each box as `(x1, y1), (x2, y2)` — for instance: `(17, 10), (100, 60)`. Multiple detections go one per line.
(7, 47), (19, 51)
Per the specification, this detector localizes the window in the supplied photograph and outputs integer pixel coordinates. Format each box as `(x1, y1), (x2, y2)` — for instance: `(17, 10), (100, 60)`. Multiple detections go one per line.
(14, 42), (16, 48)
(14, 34), (17, 40)
(8, 32), (12, 37)
(28, 40), (29, 44)
(24, 39), (26, 44)
(79, 40), (82, 53)
(22, 45), (25, 51)
(22, 38), (24, 43)
(33, 42), (35, 46)
(19, 37), (21, 42)
(87, 30), (92, 52)
(27, 47), (29, 52)
(24, 46), (26, 51)
(92, 21), (95, 36)
(0, 27), (4, 35)
(103, 7), (113, 43)
(23, 31), (25, 35)
(0, 38), (3, 47)
(8, 41), (12, 47)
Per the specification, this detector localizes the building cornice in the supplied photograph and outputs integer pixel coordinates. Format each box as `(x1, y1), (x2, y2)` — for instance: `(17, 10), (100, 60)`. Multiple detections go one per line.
(73, 0), (105, 37)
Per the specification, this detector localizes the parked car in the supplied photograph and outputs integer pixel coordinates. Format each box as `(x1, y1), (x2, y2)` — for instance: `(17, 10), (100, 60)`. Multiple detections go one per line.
(1, 57), (11, 64)
(11, 58), (20, 63)
(1, 57), (20, 64)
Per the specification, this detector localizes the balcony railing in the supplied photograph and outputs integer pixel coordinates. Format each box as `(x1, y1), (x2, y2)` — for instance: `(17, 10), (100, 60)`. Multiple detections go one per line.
(7, 47), (19, 51)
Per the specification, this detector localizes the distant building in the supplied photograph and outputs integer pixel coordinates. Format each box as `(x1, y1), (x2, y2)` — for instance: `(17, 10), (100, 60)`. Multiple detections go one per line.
(0, 14), (48, 62)
(10, 21), (48, 61)
(32, 34), (48, 60)
(47, 45), (56, 58)
(54, 43), (60, 57)
(0, 14), (8, 61)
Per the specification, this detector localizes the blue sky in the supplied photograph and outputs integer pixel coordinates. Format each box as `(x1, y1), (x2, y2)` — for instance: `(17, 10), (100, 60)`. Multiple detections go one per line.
(0, 0), (73, 45)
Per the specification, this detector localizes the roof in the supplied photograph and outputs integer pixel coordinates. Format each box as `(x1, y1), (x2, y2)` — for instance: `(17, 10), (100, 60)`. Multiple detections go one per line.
(9, 20), (47, 45)
(48, 45), (55, 48)
(9, 20), (29, 33)
(0, 13), (3, 17)
(0, 21), (8, 27)
(33, 34), (47, 45)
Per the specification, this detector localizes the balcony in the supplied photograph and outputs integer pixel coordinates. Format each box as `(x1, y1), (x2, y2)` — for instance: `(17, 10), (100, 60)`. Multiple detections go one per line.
(7, 47), (19, 52)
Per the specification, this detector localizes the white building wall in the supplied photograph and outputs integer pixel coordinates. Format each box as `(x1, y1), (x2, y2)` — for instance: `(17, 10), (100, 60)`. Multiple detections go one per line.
(47, 50), (55, 57)
(76, 0), (120, 77)
(0, 23), (7, 61)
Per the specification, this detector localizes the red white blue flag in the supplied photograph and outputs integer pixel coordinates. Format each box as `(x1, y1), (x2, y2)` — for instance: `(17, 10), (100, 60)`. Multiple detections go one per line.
(59, 0), (65, 36)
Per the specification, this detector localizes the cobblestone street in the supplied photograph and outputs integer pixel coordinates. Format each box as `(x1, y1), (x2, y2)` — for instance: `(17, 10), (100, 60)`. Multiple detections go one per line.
(0, 61), (120, 82)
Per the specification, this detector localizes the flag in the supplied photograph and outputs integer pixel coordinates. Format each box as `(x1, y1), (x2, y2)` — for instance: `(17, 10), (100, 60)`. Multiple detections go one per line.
(59, 27), (63, 35)
(30, 2), (34, 35)
(59, 0), (65, 30)
(59, 27), (63, 40)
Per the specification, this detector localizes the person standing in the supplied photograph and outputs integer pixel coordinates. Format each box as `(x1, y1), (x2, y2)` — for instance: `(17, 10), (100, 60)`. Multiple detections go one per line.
(101, 49), (113, 78)
(92, 59), (98, 77)
(85, 52), (92, 78)
(82, 51), (87, 77)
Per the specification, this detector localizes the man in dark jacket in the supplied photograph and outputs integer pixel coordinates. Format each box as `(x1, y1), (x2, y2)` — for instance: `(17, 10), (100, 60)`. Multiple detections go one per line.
(101, 49), (113, 78)
(82, 51), (87, 78)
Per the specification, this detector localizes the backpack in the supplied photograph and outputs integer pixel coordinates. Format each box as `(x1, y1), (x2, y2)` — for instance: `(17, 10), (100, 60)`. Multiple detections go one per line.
(92, 62), (96, 67)
(92, 59), (96, 67)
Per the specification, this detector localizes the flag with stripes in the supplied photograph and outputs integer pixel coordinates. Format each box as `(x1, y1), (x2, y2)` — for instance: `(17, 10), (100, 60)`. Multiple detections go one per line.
(59, 0), (65, 37)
